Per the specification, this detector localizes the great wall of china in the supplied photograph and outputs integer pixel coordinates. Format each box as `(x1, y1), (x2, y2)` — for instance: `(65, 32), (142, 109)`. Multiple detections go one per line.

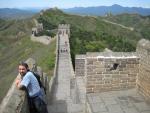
(0, 24), (150, 113)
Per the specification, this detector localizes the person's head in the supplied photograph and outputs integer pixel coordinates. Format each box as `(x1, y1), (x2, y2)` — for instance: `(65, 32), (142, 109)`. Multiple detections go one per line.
(18, 62), (29, 76)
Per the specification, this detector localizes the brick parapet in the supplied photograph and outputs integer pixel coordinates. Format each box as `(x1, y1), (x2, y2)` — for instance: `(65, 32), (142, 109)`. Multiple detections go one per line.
(85, 52), (139, 93)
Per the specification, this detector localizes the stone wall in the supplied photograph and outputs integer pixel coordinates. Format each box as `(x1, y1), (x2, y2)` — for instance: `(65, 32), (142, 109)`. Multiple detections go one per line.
(136, 39), (150, 101)
(48, 34), (59, 103)
(0, 82), (29, 113)
(75, 55), (86, 76)
(85, 52), (139, 93)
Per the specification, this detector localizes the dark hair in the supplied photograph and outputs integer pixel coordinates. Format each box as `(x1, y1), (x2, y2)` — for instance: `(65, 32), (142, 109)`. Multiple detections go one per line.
(19, 61), (29, 70)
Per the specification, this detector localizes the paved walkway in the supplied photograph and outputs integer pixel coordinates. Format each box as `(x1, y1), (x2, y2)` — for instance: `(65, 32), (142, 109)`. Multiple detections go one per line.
(48, 33), (84, 113)
(87, 89), (150, 113)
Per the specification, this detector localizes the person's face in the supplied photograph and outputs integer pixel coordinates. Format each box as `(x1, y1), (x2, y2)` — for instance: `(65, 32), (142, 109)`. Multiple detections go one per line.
(18, 65), (27, 76)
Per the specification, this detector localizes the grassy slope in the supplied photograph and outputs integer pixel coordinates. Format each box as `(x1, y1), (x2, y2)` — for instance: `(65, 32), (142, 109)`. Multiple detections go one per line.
(0, 36), (56, 103)
(0, 18), (34, 50)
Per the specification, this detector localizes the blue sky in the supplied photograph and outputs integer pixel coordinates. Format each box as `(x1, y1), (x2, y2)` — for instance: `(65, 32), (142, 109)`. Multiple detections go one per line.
(0, 0), (150, 8)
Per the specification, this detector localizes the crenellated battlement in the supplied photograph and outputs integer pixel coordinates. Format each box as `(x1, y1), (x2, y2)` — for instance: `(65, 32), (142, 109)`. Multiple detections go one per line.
(58, 24), (70, 37)
(58, 24), (70, 29)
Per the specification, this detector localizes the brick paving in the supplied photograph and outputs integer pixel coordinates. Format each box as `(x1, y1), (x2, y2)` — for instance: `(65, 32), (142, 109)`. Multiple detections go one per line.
(87, 89), (150, 113)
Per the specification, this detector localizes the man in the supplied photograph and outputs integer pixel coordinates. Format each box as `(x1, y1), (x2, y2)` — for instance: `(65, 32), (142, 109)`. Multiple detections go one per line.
(15, 62), (48, 113)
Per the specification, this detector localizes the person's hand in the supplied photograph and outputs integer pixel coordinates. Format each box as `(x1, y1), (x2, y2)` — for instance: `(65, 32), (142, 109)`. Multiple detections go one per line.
(15, 78), (21, 88)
